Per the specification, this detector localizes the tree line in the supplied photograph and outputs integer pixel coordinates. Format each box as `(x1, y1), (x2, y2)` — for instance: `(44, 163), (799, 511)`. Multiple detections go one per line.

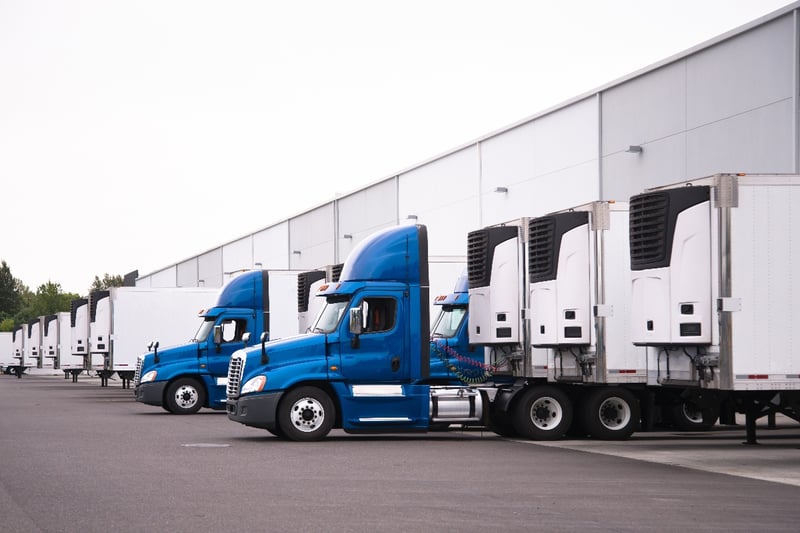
(0, 260), (123, 332)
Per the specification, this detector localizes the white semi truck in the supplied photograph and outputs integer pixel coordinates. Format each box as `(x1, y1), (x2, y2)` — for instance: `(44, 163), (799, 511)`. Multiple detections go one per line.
(629, 173), (800, 443)
(88, 287), (218, 387)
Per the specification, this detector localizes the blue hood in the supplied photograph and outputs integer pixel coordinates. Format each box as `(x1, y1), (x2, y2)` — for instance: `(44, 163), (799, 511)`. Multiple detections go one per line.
(139, 342), (199, 371)
(243, 333), (326, 372)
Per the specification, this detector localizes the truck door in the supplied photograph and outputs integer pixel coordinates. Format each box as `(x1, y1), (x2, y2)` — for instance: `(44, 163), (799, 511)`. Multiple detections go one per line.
(204, 317), (251, 381)
(339, 293), (407, 383)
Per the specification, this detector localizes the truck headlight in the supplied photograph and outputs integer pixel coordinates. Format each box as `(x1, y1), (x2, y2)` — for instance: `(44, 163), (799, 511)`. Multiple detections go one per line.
(241, 375), (267, 394)
(140, 370), (157, 383)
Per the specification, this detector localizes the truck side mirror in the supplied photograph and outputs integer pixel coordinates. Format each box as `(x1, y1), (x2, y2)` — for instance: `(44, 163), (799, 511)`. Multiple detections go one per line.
(148, 341), (160, 363)
(260, 331), (269, 365)
(242, 332), (251, 347)
(349, 307), (363, 335)
(349, 307), (363, 348)
(213, 325), (222, 352)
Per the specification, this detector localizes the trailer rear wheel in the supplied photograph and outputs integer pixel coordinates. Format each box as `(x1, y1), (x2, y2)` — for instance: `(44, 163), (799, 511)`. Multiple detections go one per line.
(278, 386), (335, 442)
(669, 400), (719, 431)
(512, 386), (573, 440)
(583, 387), (639, 440)
(165, 378), (205, 415)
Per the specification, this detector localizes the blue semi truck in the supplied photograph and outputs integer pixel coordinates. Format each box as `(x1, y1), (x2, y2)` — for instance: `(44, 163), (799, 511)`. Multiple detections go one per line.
(134, 269), (303, 414)
(225, 224), (509, 440)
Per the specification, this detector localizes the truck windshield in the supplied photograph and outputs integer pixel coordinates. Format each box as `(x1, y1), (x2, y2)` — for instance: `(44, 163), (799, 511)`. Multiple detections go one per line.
(192, 318), (214, 342)
(431, 306), (466, 339)
(311, 297), (350, 334)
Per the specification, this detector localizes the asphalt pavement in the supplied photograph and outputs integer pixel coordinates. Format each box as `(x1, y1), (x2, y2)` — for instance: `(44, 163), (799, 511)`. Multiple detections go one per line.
(1, 373), (799, 532)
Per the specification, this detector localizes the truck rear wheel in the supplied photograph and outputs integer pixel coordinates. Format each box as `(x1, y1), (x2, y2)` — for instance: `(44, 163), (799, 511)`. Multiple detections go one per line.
(512, 386), (573, 440)
(165, 378), (205, 415)
(582, 387), (639, 440)
(278, 386), (335, 442)
(668, 400), (719, 431)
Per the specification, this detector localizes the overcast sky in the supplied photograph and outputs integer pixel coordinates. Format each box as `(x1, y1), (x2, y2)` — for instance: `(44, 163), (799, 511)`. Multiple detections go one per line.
(0, 0), (794, 296)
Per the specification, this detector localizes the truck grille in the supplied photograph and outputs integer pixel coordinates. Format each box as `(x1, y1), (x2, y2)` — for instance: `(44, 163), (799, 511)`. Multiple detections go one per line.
(227, 353), (246, 398)
(133, 356), (143, 386)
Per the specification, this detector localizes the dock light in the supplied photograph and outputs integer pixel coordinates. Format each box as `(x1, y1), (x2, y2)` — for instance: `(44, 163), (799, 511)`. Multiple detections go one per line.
(625, 145), (643, 153)
(494, 186), (508, 193)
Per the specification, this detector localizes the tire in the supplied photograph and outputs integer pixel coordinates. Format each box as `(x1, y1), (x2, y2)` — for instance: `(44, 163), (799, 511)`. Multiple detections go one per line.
(165, 378), (205, 415)
(278, 386), (335, 442)
(512, 386), (573, 440)
(487, 402), (519, 438)
(668, 400), (719, 431)
(265, 425), (285, 438)
(582, 387), (639, 440)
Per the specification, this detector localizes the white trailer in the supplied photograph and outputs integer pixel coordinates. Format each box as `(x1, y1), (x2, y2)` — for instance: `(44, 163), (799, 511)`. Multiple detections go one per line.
(24, 317), (44, 371)
(468, 207), (644, 439)
(467, 201), (716, 440)
(89, 287), (218, 387)
(11, 325), (24, 376)
(50, 312), (82, 379)
(41, 315), (59, 371)
(70, 298), (91, 380)
(629, 173), (800, 443)
(528, 202), (648, 434)
(0, 331), (13, 374)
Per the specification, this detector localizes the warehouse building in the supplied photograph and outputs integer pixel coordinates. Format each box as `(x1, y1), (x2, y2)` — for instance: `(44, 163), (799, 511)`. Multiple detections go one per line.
(136, 2), (798, 299)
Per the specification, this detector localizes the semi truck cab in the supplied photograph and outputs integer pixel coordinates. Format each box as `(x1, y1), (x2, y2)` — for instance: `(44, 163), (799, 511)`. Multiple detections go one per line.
(135, 270), (297, 414)
(226, 224), (488, 440)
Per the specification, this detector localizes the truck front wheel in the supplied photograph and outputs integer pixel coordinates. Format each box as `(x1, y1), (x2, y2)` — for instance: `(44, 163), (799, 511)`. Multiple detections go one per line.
(582, 387), (639, 440)
(512, 386), (573, 440)
(165, 378), (205, 415)
(278, 386), (335, 442)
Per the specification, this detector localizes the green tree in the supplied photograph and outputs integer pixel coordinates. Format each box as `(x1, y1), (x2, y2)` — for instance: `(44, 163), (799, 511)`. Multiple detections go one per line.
(0, 260), (22, 321)
(0, 317), (14, 332)
(26, 281), (80, 318)
(90, 273), (124, 292)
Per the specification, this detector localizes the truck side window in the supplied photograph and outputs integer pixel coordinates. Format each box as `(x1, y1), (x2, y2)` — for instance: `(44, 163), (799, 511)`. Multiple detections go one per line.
(220, 319), (248, 343)
(362, 298), (396, 333)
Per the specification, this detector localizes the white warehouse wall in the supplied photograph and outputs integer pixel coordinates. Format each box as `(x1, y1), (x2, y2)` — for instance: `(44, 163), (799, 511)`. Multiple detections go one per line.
(288, 203), (336, 270)
(253, 221), (290, 270)
(222, 236), (253, 277)
(398, 146), (480, 258)
(480, 96), (600, 223)
(137, 5), (799, 290)
(601, 11), (797, 200)
(337, 177), (398, 263)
